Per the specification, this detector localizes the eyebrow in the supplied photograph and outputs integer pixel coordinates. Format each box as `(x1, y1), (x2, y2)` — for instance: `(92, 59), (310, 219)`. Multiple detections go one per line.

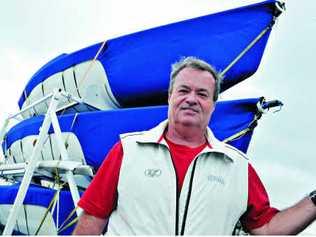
(177, 85), (191, 90)
(177, 85), (210, 94)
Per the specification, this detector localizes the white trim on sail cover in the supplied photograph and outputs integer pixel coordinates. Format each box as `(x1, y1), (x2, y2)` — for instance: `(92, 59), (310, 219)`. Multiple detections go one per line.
(0, 204), (57, 235)
(6, 133), (85, 165)
(21, 60), (120, 118)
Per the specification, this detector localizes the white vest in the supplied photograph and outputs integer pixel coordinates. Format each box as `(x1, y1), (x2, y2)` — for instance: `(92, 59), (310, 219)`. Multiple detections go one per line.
(106, 120), (248, 235)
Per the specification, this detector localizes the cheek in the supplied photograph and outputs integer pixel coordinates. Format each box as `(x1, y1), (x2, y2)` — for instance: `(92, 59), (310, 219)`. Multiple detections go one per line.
(168, 96), (179, 116)
(202, 101), (215, 113)
(170, 95), (184, 108)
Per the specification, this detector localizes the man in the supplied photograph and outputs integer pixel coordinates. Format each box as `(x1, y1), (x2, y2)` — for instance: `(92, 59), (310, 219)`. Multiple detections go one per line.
(73, 57), (316, 235)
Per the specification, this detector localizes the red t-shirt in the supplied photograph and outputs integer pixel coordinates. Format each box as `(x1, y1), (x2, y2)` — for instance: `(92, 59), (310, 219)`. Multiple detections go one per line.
(78, 140), (278, 231)
(164, 136), (208, 191)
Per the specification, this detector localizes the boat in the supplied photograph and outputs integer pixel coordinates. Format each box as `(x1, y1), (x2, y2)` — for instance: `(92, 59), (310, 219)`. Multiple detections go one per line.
(18, 0), (282, 118)
(0, 0), (285, 235)
(3, 98), (268, 171)
(0, 183), (80, 235)
(0, 97), (282, 235)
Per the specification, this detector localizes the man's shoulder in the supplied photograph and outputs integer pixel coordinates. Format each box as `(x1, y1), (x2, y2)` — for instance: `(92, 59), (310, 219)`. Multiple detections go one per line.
(120, 120), (168, 144)
(119, 129), (157, 144)
(120, 131), (146, 140)
(220, 142), (249, 161)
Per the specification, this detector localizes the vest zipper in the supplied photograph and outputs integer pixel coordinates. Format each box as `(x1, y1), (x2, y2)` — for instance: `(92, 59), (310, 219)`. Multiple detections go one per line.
(175, 177), (180, 236)
(167, 149), (180, 235)
(180, 157), (199, 235)
(167, 145), (203, 235)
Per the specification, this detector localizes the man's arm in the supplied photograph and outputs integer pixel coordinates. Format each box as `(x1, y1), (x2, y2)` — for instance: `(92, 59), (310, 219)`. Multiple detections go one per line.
(72, 211), (108, 235)
(250, 197), (316, 235)
(73, 142), (123, 235)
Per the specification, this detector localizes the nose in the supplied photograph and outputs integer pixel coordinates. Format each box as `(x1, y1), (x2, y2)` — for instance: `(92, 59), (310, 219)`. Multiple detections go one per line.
(185, 92), (198, 105)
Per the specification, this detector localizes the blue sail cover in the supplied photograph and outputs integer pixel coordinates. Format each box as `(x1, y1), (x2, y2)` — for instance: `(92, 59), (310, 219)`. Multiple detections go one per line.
(18, 0), (276, 108)
(0, 183), (79, 235)
(5, 98), (261, 170)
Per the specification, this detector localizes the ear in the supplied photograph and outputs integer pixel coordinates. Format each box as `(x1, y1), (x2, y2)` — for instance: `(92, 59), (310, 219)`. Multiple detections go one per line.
(211, 102), (216, 113)
(168, 92), (172, 104)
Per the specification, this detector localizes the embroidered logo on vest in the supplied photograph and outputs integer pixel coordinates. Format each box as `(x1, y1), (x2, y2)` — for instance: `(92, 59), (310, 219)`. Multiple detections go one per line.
(207, 174), (225, 185)
(144, 169), (162, 177)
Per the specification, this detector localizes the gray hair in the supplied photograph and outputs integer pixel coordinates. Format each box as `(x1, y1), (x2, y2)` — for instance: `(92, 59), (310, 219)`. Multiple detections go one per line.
(169, 56), (222, 101)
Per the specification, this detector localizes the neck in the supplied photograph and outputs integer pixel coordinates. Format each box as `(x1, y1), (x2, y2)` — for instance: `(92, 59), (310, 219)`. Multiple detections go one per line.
(166, 122), (206, 147)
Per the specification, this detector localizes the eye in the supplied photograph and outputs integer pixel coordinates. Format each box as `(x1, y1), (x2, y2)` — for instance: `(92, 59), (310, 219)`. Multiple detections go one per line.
(198, 92), (209, 98)
(178, 89), (189, 94)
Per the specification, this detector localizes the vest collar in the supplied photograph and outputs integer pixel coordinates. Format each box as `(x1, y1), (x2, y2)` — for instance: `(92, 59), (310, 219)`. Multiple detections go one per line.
(135, 119), (235, 162)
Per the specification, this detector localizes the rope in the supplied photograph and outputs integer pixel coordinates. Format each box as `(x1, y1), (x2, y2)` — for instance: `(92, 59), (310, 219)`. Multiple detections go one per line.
(52, 167), (62, 229)
(78, 40), (107, 88)
(222, 128), (252, 144)
(223, 114), (260, 144)
(56, 187), (60, 229)
(34, 168), (65, 235)
(58, 216), (79, 234)
(219, 21), (274, 78)
(57, 206), (79, 234)
(34, 189), (60, 235)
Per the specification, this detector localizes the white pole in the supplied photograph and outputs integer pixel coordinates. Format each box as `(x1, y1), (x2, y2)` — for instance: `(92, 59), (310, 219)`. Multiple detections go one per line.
(2, 91), (60, 235)
(49, 107), (82, 217)
(9, 93), (54, 120)
(0, 118), (10, 159)
(0, 118), (10, 143)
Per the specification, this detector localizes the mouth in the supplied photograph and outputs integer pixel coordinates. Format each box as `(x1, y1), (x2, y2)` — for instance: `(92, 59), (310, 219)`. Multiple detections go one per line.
(181, 107), (199, 113)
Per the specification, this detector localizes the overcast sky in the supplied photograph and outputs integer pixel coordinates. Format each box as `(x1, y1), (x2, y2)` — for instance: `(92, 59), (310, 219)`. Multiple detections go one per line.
(1, 0), (316, 234)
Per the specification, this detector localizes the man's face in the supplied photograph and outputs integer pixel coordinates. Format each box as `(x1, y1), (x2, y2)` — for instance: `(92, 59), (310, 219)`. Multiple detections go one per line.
(168, 67), (216, 130)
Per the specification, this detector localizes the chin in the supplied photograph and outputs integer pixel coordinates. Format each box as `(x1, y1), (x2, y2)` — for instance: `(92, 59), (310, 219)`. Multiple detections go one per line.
(179, 118), (200, 127)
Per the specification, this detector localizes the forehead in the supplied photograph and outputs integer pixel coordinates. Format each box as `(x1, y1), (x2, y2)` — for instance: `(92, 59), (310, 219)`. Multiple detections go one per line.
(174, 67), (215, 88)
